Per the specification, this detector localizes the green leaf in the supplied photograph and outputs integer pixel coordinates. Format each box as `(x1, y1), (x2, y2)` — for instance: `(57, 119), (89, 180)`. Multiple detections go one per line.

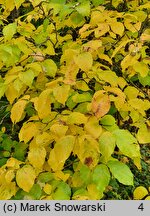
(42, 59), (57, 77)
(80, 165), (91, 185)
(92, 164), (110, 192)
(19, 69), (35, 87)
(70, 12), (84, 26)
(72, 92), (92, 103)
(108, 160), (134, 185)
(76, 1), (90, 17)
(53, 182), (71, 200)
(138, 73), (150, 86)
(38, 172), (54, 183)
(3, 23), (17, 41)
(92, 0), (105, 6)
(100, 115), (116, 126)
(99, 132), (116, 162)
(28, 184), (42, 200)
(113, 129), (140, 159)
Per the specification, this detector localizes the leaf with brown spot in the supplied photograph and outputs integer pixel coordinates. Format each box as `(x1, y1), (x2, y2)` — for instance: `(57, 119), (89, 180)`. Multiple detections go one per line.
(91, 90), (110, 118)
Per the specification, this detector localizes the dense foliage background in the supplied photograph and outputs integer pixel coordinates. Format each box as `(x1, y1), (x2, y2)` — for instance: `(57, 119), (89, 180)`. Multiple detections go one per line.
(0, 0), (150, 200)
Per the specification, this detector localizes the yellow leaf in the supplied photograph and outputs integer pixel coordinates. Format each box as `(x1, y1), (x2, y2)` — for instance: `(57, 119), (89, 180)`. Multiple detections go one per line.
(97, 53), (112, 65)
(74, 135), (100, 169)
(28, 147), (46, 169)
(133, 61), (149, 77)
(11, 100), (28, 124)
(5, 83), (19, 104)
(48, 135), (75, 171)
(0, 181), (16, 200)
(67, 112), (88, 125)
(128, 99), (150, 116)
(37, 89), (52, 119)
(50, 124), (68, 140)
(121, 54), (137, 72)
(87, 184), (102, 200)
(145, 196), (150, 200)
(95, 23), (110, 37)
(111, 39), (134, 58)
(14, 0), (25, 9)
(84, 116), (102, 139)
(16, 165), (36, 192)
(110, 21), (124, 36)
(83, 40), (102, 51)
(137, 124), (150, 144)
(133, 186), (148, 200)
(5, 170), (15, 184)
(63, 63), (79, 85)
(5, 158), (23, 169)
(96, 70), (118, 86)
(74, 52), (93, 71)
(104, 86), (126, 110)
(124, 86), (139, 99)
(53, 84), (70, 105)
(91, 90), (110, 118)
(35, 132), (52, 146)
(43, 184), (52, 195)
(54, 171), (70, 182)
(19, 122), (39, 143)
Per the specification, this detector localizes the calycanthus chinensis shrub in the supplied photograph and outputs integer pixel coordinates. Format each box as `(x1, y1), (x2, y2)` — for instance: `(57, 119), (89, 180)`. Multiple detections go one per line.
(0, 0), (150, 200)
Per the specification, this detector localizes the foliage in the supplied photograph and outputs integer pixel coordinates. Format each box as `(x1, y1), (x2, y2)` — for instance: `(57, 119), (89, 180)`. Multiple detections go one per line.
(0, 0), (150, 200)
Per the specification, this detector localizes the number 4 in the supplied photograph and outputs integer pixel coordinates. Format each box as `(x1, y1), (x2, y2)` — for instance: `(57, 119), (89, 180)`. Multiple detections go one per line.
(138, 203), (144, 211)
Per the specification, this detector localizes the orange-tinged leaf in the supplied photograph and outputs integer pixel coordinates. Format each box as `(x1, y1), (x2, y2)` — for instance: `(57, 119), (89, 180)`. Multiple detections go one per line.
(28, 147), (46, 169)
(16, 165), (36, 192)
(91, 90), (110, 118)
(74, 52), (93, 72)
(48, 135), (75, 171)
(10, 100), (28, 124)
(133, 186), (148, 200)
